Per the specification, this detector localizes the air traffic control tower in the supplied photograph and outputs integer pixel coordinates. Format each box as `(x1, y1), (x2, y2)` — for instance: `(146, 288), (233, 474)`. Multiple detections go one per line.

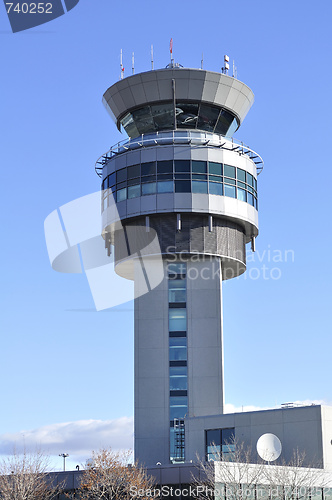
(97, 61), (263, 466)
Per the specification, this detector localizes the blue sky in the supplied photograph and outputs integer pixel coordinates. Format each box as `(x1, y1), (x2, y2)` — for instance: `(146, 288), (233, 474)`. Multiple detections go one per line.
(1, 0), (332, 470)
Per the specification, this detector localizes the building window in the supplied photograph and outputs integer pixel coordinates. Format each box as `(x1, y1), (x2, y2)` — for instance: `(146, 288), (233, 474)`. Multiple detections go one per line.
(168, 262), (187, 463)
(205, 428), (235, 461)
(102, 161), (258, 211)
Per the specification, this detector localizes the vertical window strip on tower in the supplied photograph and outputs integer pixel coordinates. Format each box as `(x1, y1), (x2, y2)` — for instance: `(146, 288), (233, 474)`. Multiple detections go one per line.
(168, 262), (187, 463)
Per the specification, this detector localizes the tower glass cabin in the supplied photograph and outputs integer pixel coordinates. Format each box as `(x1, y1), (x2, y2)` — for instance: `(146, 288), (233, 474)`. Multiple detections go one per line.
(97, 65), (263, 466)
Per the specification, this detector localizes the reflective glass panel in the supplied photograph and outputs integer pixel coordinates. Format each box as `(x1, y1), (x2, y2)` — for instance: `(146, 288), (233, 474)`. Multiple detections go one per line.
(238, 181), (246, 189)
(224, 164), (236, 178)
(169, 279), (186, 302)
(224, 185), (236, 198)
(197, 104), (220, 132)
(206, 429), (221, 447)
(131, 106), (154, 135)
(141, 175), (156, 183)
(247, 173), (254, 187)
(174, 160), (190, 172)
(170, 404), (187, 420)
(141, 162), (156, 176)
(176, 102), (199, 129)
(142, 182), (156, 195)
(175, 173), (190, 180)
(169, 337), (187, 361)
(192, 181), (208, 194)
(108, 172), (116, 188)
(157, 181), (173, 193)
(169, 366), (187, 390)
(192, 173), (208, 181)
(117, 188), (127, 202)
(169, 309), (186, 331)
(222, 428), (235, 444)
(128, 185), (141, 199)
(175, 180), (191, 193)
(209, 182), (223, 195)
(224, 178), (236, 186)
(157, 160), (173, 174)
(127, 164), (140, 179)
(254, 198), (258, 210)
(151, 103), (174, 131)
(237, 168), (246, 182)
(121, 112), (139, 138)
(209, 162), (222, 175)
(247, 193), (254, 206)
(209, 175), (222, 182)
(192, 160), (207, 173)
(215, 109), (238, 136)
(128, 178), (140, 186)
(116, 168), (127, 183)
(237, 188), (246, 202)
(157, 172), (173, 180)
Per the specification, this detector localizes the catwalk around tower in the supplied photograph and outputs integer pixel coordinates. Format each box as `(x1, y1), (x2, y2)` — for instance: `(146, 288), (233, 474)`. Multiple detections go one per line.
(97, 63), (263, 465)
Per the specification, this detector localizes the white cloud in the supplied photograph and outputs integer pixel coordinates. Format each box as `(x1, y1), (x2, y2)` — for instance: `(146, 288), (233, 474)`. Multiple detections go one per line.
(0, 417), (134, 461)
(224, 399), (330, 414)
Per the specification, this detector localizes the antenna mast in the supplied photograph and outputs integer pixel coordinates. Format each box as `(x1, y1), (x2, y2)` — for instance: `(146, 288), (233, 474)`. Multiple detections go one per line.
(132, 52), (135, 75)
(170, 38), (174, 67)
(151, 45), (154, 70)
(120, 49), (124, 79)
(201, 52), (203, 69)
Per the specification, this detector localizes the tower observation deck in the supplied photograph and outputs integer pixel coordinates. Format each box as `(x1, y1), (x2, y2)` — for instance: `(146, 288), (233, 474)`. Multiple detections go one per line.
(97, 64), (263, 465)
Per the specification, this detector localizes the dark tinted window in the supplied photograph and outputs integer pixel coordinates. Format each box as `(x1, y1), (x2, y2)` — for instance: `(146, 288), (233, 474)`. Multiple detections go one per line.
(174, 160), (190, 172)
(141, 162), (156, 176)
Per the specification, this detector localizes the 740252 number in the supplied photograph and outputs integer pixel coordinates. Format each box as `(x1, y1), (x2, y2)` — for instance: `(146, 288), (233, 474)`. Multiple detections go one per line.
(6, 3), (53, 13)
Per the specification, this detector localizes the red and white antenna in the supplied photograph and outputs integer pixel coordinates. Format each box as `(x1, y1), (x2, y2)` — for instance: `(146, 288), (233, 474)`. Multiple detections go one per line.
(120, 49), (124, 79)
(170, 38), (174, 66)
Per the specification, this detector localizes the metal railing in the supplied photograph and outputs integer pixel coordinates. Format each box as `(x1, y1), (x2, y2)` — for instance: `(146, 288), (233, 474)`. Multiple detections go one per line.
(95, 130), (264, 177)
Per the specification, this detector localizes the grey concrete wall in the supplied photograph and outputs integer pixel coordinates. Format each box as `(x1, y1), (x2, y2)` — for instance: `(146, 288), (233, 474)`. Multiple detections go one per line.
(187, 259), (224, 417)
(134, 258), (224, 466)
(185, 405), (325, 467)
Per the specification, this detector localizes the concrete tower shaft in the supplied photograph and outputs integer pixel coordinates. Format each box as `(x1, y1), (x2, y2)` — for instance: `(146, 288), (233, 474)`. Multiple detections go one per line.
(97, 65), (263, 466)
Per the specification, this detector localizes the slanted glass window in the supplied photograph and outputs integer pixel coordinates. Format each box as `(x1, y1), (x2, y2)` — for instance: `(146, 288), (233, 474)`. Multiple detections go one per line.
(117, 188), (127, 202)
(157, 160), (173, 174)
(169, 309), (186, 331)
(121, 112), (139, 138)
(215, 109), (238, 136)
(169, 279), (186, 303)
(224, 178), (236, 186)
(174, 160), (190, 172)
(169, 366), (187, 390)
(209, 182), (223, 196)
(151, 103), (174, 131)
(224, 185), (236, 198)
(128, 185), (141, 199)
(142, 182), (156, 195)
(176, 103), (199, 129)
(169, 337), (187, 361)
(127, 164), (140, 179)
(192, 173), (208, 181)
(175, 173), (190, 180)
(209, 162), (222, 175)
(157, 181), (173, 193)
(141, 162), (156, 176)
(224, 164), (236, 179)
(192, 160), (207, 173)
(192, 181), (208, 194)
(197, 104), (220, 132)
(131, 106), (154, 135)
(116, 168), (127, 183)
